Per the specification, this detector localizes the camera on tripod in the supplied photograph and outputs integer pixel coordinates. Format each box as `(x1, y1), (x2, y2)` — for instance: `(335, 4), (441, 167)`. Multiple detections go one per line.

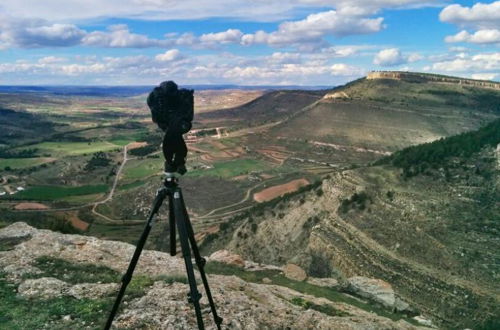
(105, 81), (222, 330)
(147, 81), (194, 174)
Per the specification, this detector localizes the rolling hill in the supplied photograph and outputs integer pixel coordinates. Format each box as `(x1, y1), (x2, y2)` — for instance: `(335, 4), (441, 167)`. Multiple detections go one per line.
(269, 74), (500, 153)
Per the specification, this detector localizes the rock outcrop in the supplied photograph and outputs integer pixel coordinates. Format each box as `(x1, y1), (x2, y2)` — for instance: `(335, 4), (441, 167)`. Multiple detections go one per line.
(347, 276), (410, 312)
(0, 223), (429, 329)
(367, 71), (500, 90)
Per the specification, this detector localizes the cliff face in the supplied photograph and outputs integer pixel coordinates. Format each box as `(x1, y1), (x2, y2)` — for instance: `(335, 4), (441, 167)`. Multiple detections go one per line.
(209, 145), (500, 329)
(367, 71), (500, 90)
(0, 222), (427, 329)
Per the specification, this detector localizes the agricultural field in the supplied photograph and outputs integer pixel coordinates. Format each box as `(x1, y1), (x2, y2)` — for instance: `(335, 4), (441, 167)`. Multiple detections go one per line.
(0, 87), (330, 245)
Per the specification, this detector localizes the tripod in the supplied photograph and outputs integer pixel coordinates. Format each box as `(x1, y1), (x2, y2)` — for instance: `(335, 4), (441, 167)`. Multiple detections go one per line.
(105, 173), (223, 330)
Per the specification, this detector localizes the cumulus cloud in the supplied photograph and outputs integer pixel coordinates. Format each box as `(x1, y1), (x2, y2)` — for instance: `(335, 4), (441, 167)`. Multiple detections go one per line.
(0, 16), (85, 48)
(445, 29), (500, 44)
(440, 2), (500, 29)
(82, 24), (171, 48)
(373, 48), (421, 67)
(0, 18), (245, 50)
(155, 49), (184, 62)
(199, 29), (243, 45)
(241, 10), (383, 49)
(428, 52), (500, 73)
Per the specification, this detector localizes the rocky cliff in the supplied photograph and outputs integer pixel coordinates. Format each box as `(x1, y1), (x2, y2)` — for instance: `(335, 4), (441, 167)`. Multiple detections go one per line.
(367, 71), (500, 90)
(204, 144), (500, 329)
(0, 222), (431, 329)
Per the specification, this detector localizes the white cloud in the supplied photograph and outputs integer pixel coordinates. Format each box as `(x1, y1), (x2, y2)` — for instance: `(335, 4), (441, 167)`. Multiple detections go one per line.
(0, 48), (368, 85)
(440, 2), (500, 29)
(0, 0), (441, 22)
(471, 73), (497, 81)
(429, 52), (500, 73)
(330, 63), (363, 76)
(445, 29), (500, 44)
(38, 56), (67, 64)
(60, 63), (107, 75)
(0, 16), (85, 48)
(449, 46), (469, 53)
(199, 29), (243, 45)
(155, 49), (183, 62)
(241, 10), (383, 49)
(267, 52), (302, 64)
(82, 24), (171, 48)
(373, 48), (421, 67)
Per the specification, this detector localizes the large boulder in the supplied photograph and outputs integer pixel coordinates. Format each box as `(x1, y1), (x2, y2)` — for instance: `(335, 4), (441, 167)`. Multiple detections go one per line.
(283, 263), (307, 281)
(347, 276), (395, 308)
(208, 249), (245, 268)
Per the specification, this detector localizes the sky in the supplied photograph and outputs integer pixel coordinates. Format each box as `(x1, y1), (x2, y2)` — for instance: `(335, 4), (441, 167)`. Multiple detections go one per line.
(0, 0), (499, 86)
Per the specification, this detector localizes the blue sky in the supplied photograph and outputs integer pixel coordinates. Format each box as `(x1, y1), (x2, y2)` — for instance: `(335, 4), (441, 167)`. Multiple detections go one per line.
(0, 0), (499, 85)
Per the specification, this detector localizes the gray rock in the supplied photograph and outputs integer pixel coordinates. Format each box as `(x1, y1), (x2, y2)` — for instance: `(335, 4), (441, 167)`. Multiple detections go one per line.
(413, 315), (436, 328)
(69, 282), (119, 299)
(347, 276), (395, 308)
(395, 297), (412, 312)
(307, 277), (339, 288)
(18, 277), (70, 299)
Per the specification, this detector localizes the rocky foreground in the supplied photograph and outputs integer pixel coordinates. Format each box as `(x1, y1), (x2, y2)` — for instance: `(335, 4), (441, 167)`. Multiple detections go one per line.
(0, 223), (433, 329)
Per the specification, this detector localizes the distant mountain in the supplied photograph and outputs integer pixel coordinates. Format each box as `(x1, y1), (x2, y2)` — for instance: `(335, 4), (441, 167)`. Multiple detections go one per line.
(0, 85), (331, 97)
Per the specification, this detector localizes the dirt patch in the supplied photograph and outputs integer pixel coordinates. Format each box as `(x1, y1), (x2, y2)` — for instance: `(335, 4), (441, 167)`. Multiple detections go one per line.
(200, 147), (246, 162)
(256, 147), (291, 164)
(68, 213), (90, 231)
(232, 175), (248, 181)
(253, 178), (310, 202)
(127, 142), (148, 150)
(14, 202), (49, 210)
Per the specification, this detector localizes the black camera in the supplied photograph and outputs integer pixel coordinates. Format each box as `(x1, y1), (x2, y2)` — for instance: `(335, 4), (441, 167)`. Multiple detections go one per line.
(147, 81), (194, 133)
(147, 80), (194, 175)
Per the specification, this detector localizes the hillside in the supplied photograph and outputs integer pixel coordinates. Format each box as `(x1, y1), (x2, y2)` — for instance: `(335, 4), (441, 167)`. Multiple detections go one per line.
(196, 90), (325, 128)
(267, 75), (500, 160)
(203, 120), (500, 329)
(0, 223), (431, 329)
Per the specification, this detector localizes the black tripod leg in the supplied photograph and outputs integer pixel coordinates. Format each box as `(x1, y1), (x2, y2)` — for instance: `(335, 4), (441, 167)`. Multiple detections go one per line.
(104, 188), (167, 330)
(173, 189), (205, 330)
(169, 194), (176, 256)
(179, 191), (223, 329)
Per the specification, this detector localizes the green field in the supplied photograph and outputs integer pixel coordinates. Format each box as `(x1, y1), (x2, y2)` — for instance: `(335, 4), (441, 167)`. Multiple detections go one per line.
(7, 185), (108, 200)
(118, 180), (147, 190)
(123, 158), (163, 180)
(18, 141), (123, 156)
(187, 158), (271, 178)
(0, 158), (55, 170)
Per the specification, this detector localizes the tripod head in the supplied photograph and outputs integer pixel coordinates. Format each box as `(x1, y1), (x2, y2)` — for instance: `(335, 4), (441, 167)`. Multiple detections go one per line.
(163, 171), (180, 188)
